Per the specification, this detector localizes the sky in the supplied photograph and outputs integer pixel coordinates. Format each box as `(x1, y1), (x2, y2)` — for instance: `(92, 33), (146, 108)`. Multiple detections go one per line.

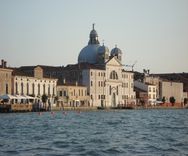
(0, 0), (188, 73)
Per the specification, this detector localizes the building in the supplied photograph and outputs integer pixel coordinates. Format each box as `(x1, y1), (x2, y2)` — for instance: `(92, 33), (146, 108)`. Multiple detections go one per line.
(0, 60), (13, 96)
(159, 81), (183, 103)
(62, 24), (136, 107)
(57, 81), (89, 108)
(12, 66), (58, 106)
(17, 24), (136, 108)
(134, 80), (157, 105)
(144, 76), (184, 104)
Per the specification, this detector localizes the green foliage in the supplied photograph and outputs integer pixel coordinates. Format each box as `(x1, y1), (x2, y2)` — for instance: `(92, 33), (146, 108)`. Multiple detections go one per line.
(162, 96), (166, 103)
(169, 96), (176, 105)
(42, 94), (48, 103)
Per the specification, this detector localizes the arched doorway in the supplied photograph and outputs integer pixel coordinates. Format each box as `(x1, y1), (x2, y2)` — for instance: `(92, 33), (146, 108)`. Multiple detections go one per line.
(112, 93), (116, 107)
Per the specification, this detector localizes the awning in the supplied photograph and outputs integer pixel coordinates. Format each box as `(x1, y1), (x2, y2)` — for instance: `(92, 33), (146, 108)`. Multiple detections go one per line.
(23, 95), (35, 99)
(0, 94), (17, 100)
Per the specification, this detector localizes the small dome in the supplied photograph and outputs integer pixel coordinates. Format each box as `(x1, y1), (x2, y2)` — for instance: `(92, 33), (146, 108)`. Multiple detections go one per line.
(78, 44), (101, 64)
(90, 29), (98, 38)
(98, 44), (109, 54)
(111, 46), (122, 56)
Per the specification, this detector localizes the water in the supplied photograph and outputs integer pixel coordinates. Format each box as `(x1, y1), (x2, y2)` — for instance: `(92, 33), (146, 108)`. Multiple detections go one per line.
(0, 109), (188, 156)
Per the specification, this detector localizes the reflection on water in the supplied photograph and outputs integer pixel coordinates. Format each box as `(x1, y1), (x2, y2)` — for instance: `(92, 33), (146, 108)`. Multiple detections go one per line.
(0, 109), (188, 156)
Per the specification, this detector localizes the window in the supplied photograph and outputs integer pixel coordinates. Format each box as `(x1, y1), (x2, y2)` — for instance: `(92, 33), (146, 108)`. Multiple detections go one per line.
(27, 83), (29, 95)
(125, 83), (128, 88)
(38, 84), (40, 95)
(6, 83), (8, 94)
(21, 83), (24, 95)
(149, 87), (151, 92)
(43, 84), (45, 95)
(16, 82), (18, 94)
(153, 88), (155, 92)
(110, 71), (118, 80)
(153, 94), (155, 99)
(48, 85), (50, 95)
(98, 81), (100, 87)
(149, 94), (151, 99)
(60, 91), (63, 96)
(91, 72), (93, 76)
(98, 95), (100, 99)
(63, 91), (66, 96)
(32, 83), (35, 95)
(53, 87), (55, 96)
(109, 86), (111, 95)
(91, 81), (93, 86)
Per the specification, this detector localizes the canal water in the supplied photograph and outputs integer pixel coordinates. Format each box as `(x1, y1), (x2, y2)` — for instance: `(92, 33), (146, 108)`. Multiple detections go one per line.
(0, 109), (188, 156)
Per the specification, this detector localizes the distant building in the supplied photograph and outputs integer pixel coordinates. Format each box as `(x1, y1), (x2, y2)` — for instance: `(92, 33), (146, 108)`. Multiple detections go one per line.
(134, 80), (157, 105)
(60, 25), (136, 107)
(12, 66), (58, 105)
(159, 81), (183, 103)
(57, 81), (89, 108)
(0, 59), (13, 96)
(144, 76), (184, 103)
(16, 25), (136, 107)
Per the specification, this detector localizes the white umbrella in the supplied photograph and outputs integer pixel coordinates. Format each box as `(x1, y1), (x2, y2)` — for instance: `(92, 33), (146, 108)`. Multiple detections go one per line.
(0, 94), (16, 100)
(23, 95), (35, 99)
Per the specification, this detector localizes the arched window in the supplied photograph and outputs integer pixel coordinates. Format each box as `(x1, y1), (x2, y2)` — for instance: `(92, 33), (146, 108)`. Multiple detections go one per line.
(16, 82), (18, 94)
(21, 83), (24, 95)
(110, 71), (118, 80)
(6, 83), (8, 94)
(27, 83), (29, 95)
(43, 84), (45, 95)
(32, 83), (35, 95)
(38, 84), (40, 96)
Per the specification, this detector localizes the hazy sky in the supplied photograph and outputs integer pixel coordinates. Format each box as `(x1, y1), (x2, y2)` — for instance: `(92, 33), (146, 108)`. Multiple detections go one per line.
(0, 0), (188, 73)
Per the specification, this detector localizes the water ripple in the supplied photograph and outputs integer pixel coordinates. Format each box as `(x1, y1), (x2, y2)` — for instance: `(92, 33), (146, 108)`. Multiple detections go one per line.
(0, 109), (188, 155)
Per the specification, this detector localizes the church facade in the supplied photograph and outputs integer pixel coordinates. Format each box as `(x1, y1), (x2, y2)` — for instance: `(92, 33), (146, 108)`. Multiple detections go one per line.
(62, 24), (136, 107)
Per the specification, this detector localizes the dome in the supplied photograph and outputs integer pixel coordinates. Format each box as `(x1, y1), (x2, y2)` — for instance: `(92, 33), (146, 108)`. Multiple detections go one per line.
(90, 29), (98, 38)
(78, 44), (101, 64)
(98, 44), (109, 54)
(111, 46), (122, 56)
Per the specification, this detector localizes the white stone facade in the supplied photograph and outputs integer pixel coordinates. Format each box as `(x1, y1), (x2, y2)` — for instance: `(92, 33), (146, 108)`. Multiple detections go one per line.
(12, 75), (57, 104)
(81, 58), (136, 107)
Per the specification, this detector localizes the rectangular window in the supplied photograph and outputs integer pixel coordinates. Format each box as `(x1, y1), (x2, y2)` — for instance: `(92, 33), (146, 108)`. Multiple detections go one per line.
(6, 84), (8, 94)
(98, 81), (100, 87)
(153, 94), (155, 99)
(153, 88), (155, 92)
(60, 91), (63, 96)
(98, 95), (100, 99)
(149, 87), (151, 92)
(91, 81), (93, 86)
(63, 91), (66, 96)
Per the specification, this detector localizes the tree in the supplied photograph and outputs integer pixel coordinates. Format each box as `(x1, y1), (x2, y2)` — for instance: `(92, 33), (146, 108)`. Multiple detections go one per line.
(42, 94), (48, 110)
(169, 96), (176, 106)
(162, 96), (166, 103)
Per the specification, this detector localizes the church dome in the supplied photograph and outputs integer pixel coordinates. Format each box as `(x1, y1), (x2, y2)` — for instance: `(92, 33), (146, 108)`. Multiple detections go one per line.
(78, 44), (101, 64)
(98, 44), (109, 54)
(111, 45), (122, 56)
(78, 24), (100, 64)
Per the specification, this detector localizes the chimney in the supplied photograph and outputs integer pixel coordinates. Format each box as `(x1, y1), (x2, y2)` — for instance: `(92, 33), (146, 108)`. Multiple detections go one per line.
(1, 59), (5, 68)
(4, 61), (7, 68)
